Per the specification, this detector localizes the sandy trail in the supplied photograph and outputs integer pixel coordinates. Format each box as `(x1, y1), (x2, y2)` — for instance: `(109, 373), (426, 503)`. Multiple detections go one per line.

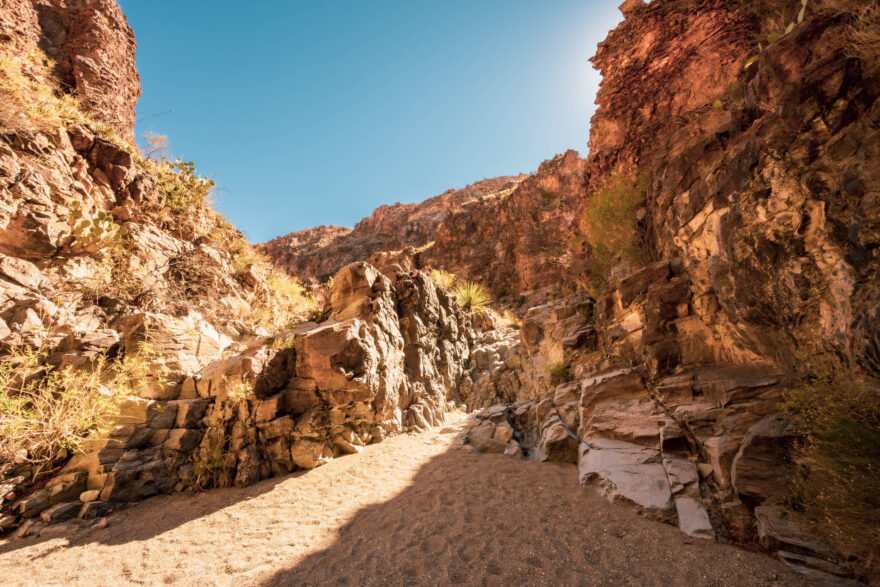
(0, 413), (803, 586)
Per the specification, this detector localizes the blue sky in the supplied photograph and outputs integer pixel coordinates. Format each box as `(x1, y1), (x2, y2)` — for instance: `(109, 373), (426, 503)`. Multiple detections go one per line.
(118, 1), (622, 243)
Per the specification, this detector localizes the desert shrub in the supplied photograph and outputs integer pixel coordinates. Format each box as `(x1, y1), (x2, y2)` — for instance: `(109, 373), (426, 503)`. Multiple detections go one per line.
(582, 174), (650, 287)
(141, 131), (170, 161)
(501, 311), (522, 328)
(250, 270), (319, 331)
(150, 157), (215, 216)
(0, 40), (126, 149)
(167, 253), (217, 301)
(548, 362), (573, 382)
(454, 281), (490, 310)
(818, 0), (880, 68)
(225, 379), (253, 405)
(0, 43), (84, 131)
(0, 348), (153, 478)
(781, 376), (880, 576)
(428, 268), (457, 290)
(230, 245), (266, 281)
(191, 445), (231, 490)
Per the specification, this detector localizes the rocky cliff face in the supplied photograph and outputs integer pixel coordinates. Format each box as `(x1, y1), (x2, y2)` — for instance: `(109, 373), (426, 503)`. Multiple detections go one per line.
(0, 0), (330, 535)
(260, 175), (526, 283)
(10, 263), (477, 521)
(0, 0), (140, 142)
(609, 0), (880, 379)
(453, 0), (879, 581)
(1, 0), (877, 582)
(425, 150), (589, 304)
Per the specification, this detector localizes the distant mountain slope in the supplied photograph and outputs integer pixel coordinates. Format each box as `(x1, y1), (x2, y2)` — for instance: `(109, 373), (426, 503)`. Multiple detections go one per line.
(259, 175), (527, 282)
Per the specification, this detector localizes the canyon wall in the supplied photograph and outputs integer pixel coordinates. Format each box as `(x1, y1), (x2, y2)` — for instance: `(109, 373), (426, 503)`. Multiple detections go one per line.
(260, 175), (526, 283)
(0, 0), (140, 141)
(1, 0), (877, 582)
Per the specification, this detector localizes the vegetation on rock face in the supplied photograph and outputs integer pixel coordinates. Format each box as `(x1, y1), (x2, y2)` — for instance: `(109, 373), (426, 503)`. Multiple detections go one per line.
(0, 42), (113, 136)
(582, 174), (650, 289)
(0, 349), (156, 479)
(0, 36), (321, 485)
(782, 377), (880, 575)
(818, 0), (880, 68)
(428, 268), (457, 290)
(2, 38), (318, 329)
(454, 281), (491, 310)
(548, 362), (573, 382)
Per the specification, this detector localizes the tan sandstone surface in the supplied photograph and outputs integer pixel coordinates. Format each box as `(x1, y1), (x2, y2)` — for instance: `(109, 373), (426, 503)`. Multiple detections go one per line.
(0, 412), (803, 587)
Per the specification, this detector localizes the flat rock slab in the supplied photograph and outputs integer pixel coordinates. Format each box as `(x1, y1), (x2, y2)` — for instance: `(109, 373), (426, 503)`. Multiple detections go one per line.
(675, 497), (714, 540)
(578, 438), (674, 520)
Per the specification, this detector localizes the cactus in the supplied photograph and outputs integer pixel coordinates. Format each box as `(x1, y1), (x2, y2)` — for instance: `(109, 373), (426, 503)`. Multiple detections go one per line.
(65, 201), (126, 254)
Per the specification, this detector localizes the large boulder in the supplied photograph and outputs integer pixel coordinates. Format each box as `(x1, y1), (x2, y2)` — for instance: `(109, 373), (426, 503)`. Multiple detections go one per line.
(578, 438), (675, 521)
(731, 416), (800, 504)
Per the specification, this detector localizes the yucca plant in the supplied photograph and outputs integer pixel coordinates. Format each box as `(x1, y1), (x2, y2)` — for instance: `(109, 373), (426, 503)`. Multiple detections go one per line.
(454, 281), (490, 310)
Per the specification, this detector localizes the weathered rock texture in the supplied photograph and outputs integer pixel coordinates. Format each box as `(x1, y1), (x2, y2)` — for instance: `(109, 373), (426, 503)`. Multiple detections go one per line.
(260, 175), (526, 283)
(1, 0), (878, 583)
(456, 0), (880, 582)
(27, 263), (475, 509)
(425, 151), (590, 302)
(0, 0), (328, 537)
(0, 0), (140, 141)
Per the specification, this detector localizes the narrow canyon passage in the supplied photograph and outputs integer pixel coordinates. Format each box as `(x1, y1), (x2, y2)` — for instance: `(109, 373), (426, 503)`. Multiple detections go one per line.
(0, 413), (803, 586)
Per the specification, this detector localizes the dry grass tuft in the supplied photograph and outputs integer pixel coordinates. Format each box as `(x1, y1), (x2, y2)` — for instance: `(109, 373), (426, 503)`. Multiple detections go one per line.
(818, 0), (880, 68)
(0, 348), (154, 478)
(782, 376), (880, 577)
(454, 281), (491, 310)
(428, 268), (457, 290)
(0, 41), (123, 142)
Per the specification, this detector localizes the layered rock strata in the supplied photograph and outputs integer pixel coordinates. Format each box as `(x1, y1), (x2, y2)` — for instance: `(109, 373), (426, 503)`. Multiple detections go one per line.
(7, 262), (476, 532)
(461, 260), (856, 581)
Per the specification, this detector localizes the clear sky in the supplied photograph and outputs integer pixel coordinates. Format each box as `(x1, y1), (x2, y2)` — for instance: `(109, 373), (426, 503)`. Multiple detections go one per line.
(118, 1), (623, 243)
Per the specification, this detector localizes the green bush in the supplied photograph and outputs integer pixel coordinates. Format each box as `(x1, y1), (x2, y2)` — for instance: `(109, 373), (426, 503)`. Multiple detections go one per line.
(454, 281), (490, 310)
(548, 362), (573, 382)
(781, 376), (880, 577)
(582, 174), (649, 287)
(153, 158), (215, 213)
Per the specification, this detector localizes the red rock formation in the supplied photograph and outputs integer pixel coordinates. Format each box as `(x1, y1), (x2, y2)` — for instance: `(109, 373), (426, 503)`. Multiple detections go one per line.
(260, 175), (526, 281)
(0, 0), (140, 141)
(1, 1), (878, 580)
(586, 0), (758, 182)
(425, 151), (588, 303)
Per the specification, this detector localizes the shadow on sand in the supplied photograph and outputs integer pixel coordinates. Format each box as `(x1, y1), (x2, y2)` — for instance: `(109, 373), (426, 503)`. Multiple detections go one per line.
(259, 448), (803, 587)
(0, 429), (804, 586)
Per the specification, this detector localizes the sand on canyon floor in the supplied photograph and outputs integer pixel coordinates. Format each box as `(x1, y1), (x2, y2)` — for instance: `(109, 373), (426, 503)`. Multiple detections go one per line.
(0, 413), (805, 586)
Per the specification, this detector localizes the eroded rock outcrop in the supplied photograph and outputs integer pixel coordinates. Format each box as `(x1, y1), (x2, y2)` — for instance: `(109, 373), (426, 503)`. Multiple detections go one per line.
(0, 0), (140, 141)
(462, 7), (880, 582)
(1, 0), (877, 583)
(260, 175), (526, 283)
(460, 256), (858, 579)
(5, 261), (478, 532)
